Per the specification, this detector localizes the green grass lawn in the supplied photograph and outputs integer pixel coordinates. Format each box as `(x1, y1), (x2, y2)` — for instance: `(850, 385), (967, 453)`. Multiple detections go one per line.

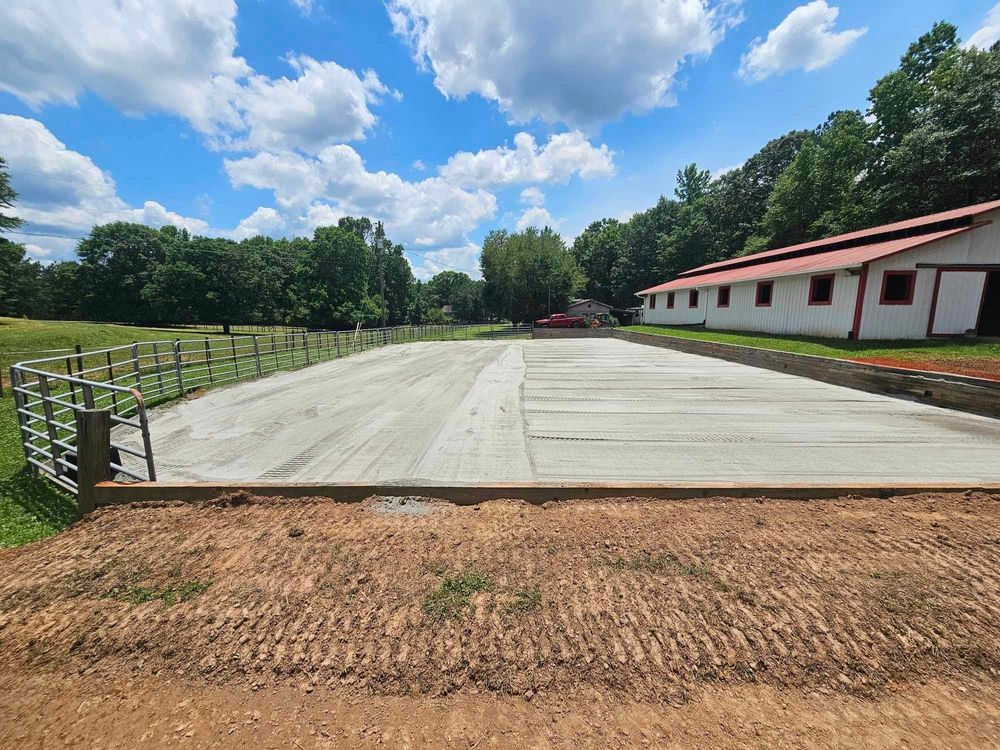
(624, 325), (1000, 364)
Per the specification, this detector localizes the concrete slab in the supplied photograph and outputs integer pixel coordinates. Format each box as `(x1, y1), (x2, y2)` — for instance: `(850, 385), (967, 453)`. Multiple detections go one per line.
(117, 338), (1000, 485)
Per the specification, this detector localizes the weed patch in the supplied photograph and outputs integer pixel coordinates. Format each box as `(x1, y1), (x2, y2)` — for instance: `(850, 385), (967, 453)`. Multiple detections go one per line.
(503, 587), (542, 614)
(105, 579), (212, 606)
(423, 570), (491, 620)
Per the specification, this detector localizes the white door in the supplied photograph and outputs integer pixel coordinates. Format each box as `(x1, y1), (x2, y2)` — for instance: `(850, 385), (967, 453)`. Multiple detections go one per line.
(930, 271), (988, 335)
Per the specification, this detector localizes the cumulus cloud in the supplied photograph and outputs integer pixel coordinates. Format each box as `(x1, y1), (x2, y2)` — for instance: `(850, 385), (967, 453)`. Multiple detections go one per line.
(231, 207), (286, 241)
(440, 132), (614, 189)
(225, 146), (497, 248)
(410, 243), (482, 280)
(0, 1), (394, 153)
(233, 56), (394, 153)
(520, 187), (545, 207)
(516, 206), (557, 231)
(0, 115), (209, 249)
(388, 0), (740, 127)
(738, 1), (866, 82)
(966, 2), (1000, 50)
(0, 0), (248, 133)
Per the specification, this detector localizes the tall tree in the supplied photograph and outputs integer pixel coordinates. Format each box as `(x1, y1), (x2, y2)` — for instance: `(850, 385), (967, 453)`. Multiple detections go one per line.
(481, 227), (583, 322)
(674, 163), (712, 204)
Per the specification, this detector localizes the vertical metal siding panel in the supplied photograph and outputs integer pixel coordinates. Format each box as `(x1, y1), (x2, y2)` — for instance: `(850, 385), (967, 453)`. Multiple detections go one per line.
(643, 292), (705, 325)
(931, 271), (988, 334)
(704, 273), (857, 337)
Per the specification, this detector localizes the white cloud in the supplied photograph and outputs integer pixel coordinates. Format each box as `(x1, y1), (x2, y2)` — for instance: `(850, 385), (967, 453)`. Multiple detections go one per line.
(412, 159), (426, 171)
(234, 56), (393, 153)
(225, 146), (497, 248)
(0, 1), (394, 154)
(966, 3), (1000, 49)
(231, 207), (286, 241)
(0, 0), (248, 133)
(388, 0), (741, 128)
(516, 206), (558, 231)
(739, 1), (866, 82)
(291, 0), (314, 16)
(520, 187), (545, 207)
(410, 243), (482, 280)
(0, 115), (210, 257)
(440, 131), (614, 189)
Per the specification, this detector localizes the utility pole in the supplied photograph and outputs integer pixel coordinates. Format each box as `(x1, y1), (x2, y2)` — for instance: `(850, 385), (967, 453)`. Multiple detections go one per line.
(375, 221), (387, 328)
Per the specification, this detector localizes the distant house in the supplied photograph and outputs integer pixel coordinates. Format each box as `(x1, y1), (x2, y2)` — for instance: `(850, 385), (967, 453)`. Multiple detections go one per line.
(567, 298), (613, 316)
(636, 199), (1000, 340)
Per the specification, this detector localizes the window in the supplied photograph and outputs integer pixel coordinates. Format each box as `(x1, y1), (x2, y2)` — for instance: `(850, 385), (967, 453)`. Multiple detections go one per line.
(808, 274), (835, 306)
(648, 293), (656, 309)
(717, 286), (731, 308)
(667, 292), (675, 309)
(755, 280), (774, 307)
(689, 289), (699, 308)
(880, 271), (917, 305)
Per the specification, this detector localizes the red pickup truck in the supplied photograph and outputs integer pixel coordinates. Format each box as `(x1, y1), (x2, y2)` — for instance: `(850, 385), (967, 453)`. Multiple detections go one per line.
(534, 313), (585, 328)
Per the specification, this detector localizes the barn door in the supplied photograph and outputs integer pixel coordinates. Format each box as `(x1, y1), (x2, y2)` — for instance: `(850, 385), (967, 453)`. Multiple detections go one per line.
(930, 270), (988, 336)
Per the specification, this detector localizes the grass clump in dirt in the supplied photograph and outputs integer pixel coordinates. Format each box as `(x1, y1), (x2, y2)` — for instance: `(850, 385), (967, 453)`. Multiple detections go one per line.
(423, 570), (491, 620)
(105, 579), (212, 606)
(503, 587), (542, 614)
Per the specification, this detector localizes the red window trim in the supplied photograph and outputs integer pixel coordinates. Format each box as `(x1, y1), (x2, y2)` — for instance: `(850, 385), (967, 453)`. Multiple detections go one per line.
(755, 280), (774, 308)
(717, 285), (731, 308)
(807, 273), (835, 306)
(879, 270), (917, 306)
(688, 289), (699, 308)
(666, 291), (675, 309)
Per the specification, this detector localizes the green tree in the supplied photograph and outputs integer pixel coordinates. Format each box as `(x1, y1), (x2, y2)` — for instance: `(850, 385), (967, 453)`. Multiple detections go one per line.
(571, 218), (626, 305)
(481, 227), (583, 322)
(0, 157), (23, 234)
(76, 222), (170, 323)
(674, 163), (712, 204)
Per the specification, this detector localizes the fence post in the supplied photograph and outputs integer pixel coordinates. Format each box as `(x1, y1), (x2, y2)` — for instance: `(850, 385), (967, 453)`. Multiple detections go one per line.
(105, 351), (119, 414)
(253, 335), (262, 377)
(335, 330), (341, 358)
(10, 368), (33, 468)
(129, 343), (142, 394)
(173, 339), (185, 396)
(230, 336), (240, 378)
(75, 409), (111, 517)
(304, 331), (311, 365)
(75, 344), (84, 376)
(204, 338), (214, 384)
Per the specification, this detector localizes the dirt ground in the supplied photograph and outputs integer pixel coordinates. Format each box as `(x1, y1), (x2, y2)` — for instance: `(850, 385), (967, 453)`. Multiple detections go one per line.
(850, 355), (1000, 381)
(2, 492), (1000, 748)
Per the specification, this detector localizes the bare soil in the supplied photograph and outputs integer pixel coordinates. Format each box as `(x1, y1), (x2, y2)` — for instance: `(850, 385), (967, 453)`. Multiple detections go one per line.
(2, 492), (1000, 748)
(850, 355), (1000, 381)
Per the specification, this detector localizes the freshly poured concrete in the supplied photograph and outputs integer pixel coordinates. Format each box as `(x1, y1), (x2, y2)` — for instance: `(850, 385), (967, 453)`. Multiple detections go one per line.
(118, 338), (1000, 484)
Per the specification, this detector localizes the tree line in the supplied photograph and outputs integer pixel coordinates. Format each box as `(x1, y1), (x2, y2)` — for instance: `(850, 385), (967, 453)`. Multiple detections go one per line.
(1, 22), (997, 327)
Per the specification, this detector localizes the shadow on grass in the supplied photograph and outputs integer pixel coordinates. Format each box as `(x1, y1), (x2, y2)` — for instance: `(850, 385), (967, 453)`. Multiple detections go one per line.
(0, 467), (77, 548)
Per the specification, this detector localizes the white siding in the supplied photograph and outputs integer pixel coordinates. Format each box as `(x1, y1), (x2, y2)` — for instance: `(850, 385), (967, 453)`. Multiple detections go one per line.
(859, 209), (1000, 339)
(703, 271), (859, 338)
(930, 271), (988, 335)
(642, 289), (706, 325)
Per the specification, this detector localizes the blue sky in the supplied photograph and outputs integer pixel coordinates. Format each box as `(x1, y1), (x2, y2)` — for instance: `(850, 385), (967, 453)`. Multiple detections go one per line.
(1, 0), (998, 279)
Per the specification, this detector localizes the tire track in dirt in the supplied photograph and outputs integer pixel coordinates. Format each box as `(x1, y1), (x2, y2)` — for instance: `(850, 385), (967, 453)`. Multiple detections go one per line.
(1, 493), (999, 703)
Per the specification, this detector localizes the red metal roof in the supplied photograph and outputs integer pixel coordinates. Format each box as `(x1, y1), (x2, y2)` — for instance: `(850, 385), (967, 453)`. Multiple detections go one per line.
(679, 198), (1000, 278)
(637, 224), (985, 295)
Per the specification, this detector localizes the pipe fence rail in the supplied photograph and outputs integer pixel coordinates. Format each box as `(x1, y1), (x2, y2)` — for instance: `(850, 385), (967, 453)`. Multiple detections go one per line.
(10, 322), (530, 496)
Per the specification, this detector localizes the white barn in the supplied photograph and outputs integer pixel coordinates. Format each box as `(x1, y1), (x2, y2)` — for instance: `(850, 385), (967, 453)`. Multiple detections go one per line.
(637, 199), (1000, 340)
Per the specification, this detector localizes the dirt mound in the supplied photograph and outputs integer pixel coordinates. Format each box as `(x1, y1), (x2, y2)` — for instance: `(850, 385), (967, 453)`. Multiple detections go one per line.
(1, 493), (1000, 705)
